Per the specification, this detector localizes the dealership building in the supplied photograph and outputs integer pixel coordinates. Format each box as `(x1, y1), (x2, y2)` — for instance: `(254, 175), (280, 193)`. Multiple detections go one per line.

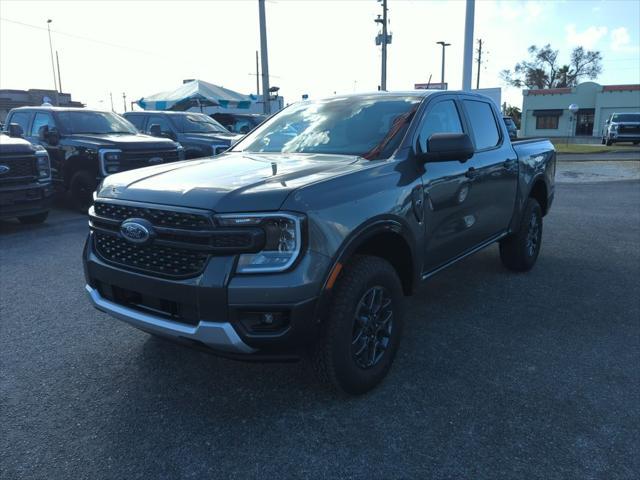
(520, 82), (640, 141)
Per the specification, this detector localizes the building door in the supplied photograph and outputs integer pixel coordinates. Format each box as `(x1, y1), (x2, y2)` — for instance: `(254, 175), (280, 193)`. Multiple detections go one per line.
(575, 109), (595, 136)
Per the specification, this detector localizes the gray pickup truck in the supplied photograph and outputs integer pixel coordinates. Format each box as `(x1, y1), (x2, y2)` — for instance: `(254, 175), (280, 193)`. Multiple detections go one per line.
(83, 91), (555, 394)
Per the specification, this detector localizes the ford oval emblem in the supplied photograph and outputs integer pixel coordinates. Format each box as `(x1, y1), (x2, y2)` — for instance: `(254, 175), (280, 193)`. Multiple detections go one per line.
(0, 165), (10, 175)
(120, 218), (154, 244)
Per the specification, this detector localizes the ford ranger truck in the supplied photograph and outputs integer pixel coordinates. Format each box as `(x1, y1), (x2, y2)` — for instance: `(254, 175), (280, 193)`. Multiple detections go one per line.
(123, 111), (242, 159)
(0, 125), (53, 224)
(83, 91), (555, 394)
(4, 106), (184, 210)
(601, 112), (640, 145)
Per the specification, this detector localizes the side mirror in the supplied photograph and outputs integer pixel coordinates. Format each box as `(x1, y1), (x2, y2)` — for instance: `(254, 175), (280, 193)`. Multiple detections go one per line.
(149, 124), (162, 137)
(8, 123), (24, 138)
(417, 133), (475, 163)
(38, 125), (50, 142)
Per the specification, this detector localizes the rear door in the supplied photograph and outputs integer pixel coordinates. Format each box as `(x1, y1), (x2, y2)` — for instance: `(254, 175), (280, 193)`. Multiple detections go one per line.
(460, 98), (518, 240)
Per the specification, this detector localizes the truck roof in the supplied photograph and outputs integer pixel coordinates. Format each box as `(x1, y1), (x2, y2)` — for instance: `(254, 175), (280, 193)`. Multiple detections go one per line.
(10, 106), (110, 114)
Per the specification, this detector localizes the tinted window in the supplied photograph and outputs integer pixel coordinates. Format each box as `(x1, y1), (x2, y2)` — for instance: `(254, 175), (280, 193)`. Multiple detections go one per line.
(8, 111), (31, 133)
(235, 95), (422, 159)
(56, 111), (137, 134)
(173, 114), (227, 133)
(126, 115), (145, 130)
(31, 112), (56, 136)
(464, 100), (500, 150)
(612, 113), (640, 122)
(146, 116), (173, 135)
(418, 100), (463, 152)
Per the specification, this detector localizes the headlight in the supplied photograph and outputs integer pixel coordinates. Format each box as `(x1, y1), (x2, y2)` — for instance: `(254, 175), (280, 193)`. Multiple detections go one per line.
(35, 152), (51, 180)
(610, 124), (619, 131)
(216, 213), (304, 273)
(99, 149), (122, 175)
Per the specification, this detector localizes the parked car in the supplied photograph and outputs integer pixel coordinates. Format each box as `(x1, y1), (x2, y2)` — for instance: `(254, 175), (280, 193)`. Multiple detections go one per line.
(4, 106), (183, 209)
(212, 113), (267, 134)
(84, 91), (555, 394)
(0, 125), (53, 224)
(503, 116), (518, 140)
(123, 111), (242, 159)
(601, 112), (640, 145)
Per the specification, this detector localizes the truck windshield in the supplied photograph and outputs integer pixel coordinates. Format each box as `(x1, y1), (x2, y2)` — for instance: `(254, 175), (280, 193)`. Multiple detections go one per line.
(56, 111), (137, 135)
(174, 114), (228, 133)
(233, 95), (423, 158)
(612, 113), (640, 122)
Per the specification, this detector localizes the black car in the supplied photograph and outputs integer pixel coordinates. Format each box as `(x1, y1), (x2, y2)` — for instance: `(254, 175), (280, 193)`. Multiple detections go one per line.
(211, 113), (267, 134)
(4, 106), (183, 209)
(0, 125), (54, 224)
(123, 111), (242, 160)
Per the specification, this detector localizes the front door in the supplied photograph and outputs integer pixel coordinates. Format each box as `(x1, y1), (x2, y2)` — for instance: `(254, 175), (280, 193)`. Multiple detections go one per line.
(27, 112), (64, 184)
(417, 97), (484, 273)
(575, 109), (595, 136)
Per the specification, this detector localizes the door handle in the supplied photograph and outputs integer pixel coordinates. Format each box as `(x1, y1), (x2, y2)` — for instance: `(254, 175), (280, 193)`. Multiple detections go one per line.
(465, 167), (478, 179)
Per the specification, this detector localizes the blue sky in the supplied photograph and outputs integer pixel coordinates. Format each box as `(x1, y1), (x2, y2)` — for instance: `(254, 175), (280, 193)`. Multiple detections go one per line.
(0, 0), (638, 110)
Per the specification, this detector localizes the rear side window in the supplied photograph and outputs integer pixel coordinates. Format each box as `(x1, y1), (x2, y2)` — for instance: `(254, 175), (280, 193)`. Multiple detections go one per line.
(126, 115), (145, 130)
(31, 112), (56, 136)
(463, 100), (500, 150)
(146, 116), (173, 135)
(8, 111), (31, 133)
(418, 100), (463, 152)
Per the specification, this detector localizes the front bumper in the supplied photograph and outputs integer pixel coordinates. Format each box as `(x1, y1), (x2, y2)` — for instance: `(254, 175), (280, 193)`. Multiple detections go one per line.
(0, 182), (54, 219)
(608, 132), (640, 142)
(83, 232), (331, 357)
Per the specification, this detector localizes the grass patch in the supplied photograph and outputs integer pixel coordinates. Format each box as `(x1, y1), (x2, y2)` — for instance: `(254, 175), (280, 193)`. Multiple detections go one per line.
(551, 142), (640, 154)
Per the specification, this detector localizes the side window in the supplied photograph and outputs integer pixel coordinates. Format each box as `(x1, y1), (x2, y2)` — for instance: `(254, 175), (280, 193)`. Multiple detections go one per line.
(418, 100), (463, 152)
(126, 115), (145, 131)
(8, 111), (31, 133)
(31, 112), (56, 137)
(146, 116), (173, 135)
(463, 100), (500, 150)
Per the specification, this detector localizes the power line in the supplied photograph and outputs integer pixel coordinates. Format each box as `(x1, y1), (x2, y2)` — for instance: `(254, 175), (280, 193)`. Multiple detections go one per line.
(0, 17), (158, 56)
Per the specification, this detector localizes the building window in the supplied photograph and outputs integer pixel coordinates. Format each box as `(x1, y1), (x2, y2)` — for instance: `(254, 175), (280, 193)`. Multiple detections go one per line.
(536, 115), (559, 129)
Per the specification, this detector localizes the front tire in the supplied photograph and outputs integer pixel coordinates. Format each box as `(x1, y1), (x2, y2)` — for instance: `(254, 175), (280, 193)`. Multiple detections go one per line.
(69, 170), (96, 212)
(312, 255), (405, 395)
(17, 211), (49, 224)
(606, 138), (613, 146)
(499, 198), (543, 272)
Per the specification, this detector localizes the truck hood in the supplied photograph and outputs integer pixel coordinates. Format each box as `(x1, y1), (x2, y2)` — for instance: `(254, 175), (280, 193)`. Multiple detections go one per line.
(181, 132), (243, 144)
(0, 134), (38, 154)
(97, 152), (368, 212)
(64, 133), (177, 150)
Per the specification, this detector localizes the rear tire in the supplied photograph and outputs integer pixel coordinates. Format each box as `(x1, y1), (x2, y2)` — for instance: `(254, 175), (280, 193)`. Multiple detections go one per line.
(69, 170), (96, 213)
(17, 211), (49, 224)
(601, 137), (606, 145)
(499, 198), (543, 272)
(312, 255), (405, 395)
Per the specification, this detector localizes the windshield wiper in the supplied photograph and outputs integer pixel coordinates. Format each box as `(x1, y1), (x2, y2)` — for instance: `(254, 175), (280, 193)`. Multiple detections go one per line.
(362, 105), (418, 160)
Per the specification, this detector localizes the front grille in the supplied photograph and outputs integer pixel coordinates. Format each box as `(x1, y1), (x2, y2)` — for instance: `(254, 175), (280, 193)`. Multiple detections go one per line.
(94, 201), (212, 229)
(619, 126), (640, 134)
(120, 149), (180, 171)
(0, 155), (38, 185)
(95, 232), (209, 277)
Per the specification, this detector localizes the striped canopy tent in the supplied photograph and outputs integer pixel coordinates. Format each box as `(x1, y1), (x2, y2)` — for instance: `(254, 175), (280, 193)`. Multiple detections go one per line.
(137, 79), (255, 111)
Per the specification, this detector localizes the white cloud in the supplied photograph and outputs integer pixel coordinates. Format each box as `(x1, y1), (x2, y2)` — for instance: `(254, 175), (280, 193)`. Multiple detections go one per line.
(565, 24), (608, 49)
(610, 27), (636, 52)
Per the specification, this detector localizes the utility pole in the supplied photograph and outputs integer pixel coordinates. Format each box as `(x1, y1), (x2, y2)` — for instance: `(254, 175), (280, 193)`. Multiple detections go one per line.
(462, 0), (475, 91)
(122, 93), (127, 112)
(255, 50), (260, 97)
(374, 0), (390, 91)
(56, 51), (62, 93)
(475, 39), (482, 89)
(46, 19), (59, 105)
(110, 92), (114, 112)
(258, 0), (271, 114)
(436, 41), (451, 87)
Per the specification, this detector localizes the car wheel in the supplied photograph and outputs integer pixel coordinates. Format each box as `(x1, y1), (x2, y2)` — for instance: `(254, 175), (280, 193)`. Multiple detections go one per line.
(499, 198), (543, 272)
(606, 139), (613, 146)
(312, 255), (405, 395)
(633, 141), (639, 145)
(70, 170), (96, 212)
(601, 137), (606, 145)
(17, 211), (49, 224)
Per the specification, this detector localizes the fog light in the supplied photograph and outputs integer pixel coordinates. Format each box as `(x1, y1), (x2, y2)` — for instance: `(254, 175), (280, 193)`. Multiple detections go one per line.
(238, 310), (289, 334)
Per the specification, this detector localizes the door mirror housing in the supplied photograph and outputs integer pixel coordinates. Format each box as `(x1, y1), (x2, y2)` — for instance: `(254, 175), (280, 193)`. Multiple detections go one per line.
(8, 123), (24, 138)
(417, 133), (475, 163)
(38, 125), (60, 145)
(148, 124), (162, 137)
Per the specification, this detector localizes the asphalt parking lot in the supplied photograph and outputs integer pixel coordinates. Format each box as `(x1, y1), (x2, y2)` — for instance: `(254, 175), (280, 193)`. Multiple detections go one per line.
(1, 181), (639, 480)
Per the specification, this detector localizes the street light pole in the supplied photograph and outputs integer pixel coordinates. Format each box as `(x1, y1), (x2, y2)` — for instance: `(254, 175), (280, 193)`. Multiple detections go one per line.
(374, 0), (390, 91)
(462, 0), (475, 91)
(46, 19), (59, 105)
(258, 0), (271, 115)
(436, 41), (451, 87)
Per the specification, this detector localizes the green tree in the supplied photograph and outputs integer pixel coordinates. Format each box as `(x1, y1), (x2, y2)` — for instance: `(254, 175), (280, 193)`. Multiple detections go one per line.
(501, 44), (603, 89)
(504, 105), (521, 129)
